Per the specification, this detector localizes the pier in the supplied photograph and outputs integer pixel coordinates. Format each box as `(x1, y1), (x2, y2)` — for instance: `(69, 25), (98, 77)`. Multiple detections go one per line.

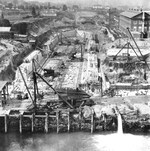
(0, 108), (105, 134)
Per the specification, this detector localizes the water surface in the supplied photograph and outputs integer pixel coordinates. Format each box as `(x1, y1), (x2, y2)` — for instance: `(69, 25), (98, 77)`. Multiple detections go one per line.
(0, 132), (150, 151)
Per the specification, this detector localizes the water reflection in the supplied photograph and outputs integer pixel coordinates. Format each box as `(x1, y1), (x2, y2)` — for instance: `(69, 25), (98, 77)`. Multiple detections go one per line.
(0, 132), (150, 151)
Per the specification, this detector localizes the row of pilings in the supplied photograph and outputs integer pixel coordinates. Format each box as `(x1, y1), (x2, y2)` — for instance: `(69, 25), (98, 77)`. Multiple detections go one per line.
(0, 109), (117, 134)
(0, 108), (150, 134)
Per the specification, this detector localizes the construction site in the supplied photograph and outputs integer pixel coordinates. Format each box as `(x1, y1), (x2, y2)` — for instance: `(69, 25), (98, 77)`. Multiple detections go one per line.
(0, 9), (150, 134)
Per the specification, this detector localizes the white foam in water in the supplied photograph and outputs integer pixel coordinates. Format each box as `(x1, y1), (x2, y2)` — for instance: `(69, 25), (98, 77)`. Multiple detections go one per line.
(93, 133), (150, 151)
(92, 114), (150, 151)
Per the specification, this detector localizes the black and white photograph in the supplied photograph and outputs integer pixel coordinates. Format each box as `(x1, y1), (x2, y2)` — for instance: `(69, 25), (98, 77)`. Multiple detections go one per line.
(0, 0), (150, 150)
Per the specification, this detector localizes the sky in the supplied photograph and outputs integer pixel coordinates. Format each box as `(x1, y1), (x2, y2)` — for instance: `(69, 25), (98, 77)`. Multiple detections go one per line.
(25, 0), (150, 7)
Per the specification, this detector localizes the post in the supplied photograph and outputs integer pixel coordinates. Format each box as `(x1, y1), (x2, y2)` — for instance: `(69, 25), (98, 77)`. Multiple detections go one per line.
(78, 110), (82, 130)
(3, 87), (6, 101)
(32, 60), (37, 108)
(56, 111), (59, 133)
(104, 115), (107, 130)
(102, 114), (107, 131)
(4, 114), (7, 133)
(31, 113), (34, 132)
(91, 113), (94, 133)
(67, 111), (70, 132)
(127, 42), (130, 61)
(6, 83), (9, 100)
(61, 31), (62, 44)
(19, 114), (23, 133)
(81, 44), (83, 61)
(84, 32), (86, 42)
(45, 113), (48, 133)
(100, 77), (103, 97)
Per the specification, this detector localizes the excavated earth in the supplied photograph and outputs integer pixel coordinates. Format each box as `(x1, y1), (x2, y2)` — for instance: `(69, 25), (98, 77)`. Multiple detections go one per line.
(1, 11), (150, 133)
(0, 40), (31, 81)
(0, 12), (75, 81)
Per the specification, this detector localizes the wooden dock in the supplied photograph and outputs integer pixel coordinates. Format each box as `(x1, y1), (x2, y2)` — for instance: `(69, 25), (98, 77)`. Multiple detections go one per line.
(0, 108), (111, 134)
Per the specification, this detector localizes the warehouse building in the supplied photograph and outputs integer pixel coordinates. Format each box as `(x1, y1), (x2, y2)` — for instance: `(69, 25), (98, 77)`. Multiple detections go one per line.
(119, 11), (150, 38)
(0, 12), (14, 39)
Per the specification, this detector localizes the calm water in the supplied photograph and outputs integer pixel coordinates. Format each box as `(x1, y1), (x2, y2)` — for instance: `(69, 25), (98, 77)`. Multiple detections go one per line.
(0, 132), (150, 151)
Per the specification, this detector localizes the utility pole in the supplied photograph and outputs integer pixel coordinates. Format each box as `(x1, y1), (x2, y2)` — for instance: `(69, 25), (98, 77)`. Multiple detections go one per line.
(141, 10), (150, 38)
(32, 59), (39, 109)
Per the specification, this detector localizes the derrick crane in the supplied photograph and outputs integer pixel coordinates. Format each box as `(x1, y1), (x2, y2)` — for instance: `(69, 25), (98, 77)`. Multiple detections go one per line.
(113, 28), (150, 77)
(127, 27), (150, 71)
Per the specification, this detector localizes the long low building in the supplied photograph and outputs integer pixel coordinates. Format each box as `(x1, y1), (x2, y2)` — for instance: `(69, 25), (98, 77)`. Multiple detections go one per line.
(107, 48), (150, 57)
(111, 83), (150, 90)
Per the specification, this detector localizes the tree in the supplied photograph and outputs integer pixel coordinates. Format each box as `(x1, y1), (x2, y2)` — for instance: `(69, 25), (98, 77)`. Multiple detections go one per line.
(1, 11), (4, 19)
(37, 11), (41, 17)
(48, 2), (51, 9)
(7, 3), (13, 9)
(18, 5), (25, 10)
(72, 5), (79, 11)
(31, 7), (36, 17)
(13, 0), (18, 7)
(39, 5), (44, 10)
(63, 4), (67, 11)
(44, 5), (48, 9)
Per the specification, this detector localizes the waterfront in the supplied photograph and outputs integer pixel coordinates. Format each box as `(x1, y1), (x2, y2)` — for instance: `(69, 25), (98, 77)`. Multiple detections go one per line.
(0, 1), (150, 151)
(0, 132), (150, 151)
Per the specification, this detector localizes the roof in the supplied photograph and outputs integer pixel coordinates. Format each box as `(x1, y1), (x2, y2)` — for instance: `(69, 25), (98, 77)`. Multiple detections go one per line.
(57, 88), (91, 100)
(120, 11), (141, 18)
(0, 27), (11, 32)
(107, 48), (150, 56)
(0, 81), (7, 91)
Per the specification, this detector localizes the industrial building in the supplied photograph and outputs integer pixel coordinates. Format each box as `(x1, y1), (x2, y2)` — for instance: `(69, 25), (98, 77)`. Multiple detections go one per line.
(119, 11), (150, 38)
(0, 14), (14, 39)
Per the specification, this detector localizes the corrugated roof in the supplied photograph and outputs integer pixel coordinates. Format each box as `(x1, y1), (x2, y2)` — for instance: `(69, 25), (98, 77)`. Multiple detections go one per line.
(0, 81), (7, 91)
(120, 11), (141, 18)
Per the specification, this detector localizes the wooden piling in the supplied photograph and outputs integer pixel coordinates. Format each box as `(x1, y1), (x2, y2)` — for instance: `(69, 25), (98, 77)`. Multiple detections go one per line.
(104, 116), (107, 130)
(102, 114), (107, 131)
(45, 113), (48, 133)
(91, 113), (94, 133)
(19, 114), (23, 133)
(56, 111), (59, 133)
(31, 113), (34, 132)
(67, 111), (70, 132)
(79, 110), (82, 130)
(4, 114), (7, 133)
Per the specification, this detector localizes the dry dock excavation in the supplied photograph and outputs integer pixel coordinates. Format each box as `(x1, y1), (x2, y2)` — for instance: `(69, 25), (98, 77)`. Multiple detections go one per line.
(0, 10), (150, 135)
